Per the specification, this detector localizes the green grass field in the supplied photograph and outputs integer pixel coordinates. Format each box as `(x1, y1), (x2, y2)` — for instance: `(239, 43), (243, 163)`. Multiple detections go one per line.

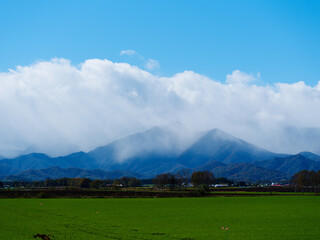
(0, 196), (319, 240)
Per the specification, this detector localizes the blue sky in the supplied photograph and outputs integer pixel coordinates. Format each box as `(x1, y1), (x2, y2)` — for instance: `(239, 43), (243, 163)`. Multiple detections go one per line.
(0, 0), (319, 85)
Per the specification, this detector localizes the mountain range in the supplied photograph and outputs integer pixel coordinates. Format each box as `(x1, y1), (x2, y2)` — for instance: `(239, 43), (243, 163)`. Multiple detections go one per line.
(1, 126), (320, 182)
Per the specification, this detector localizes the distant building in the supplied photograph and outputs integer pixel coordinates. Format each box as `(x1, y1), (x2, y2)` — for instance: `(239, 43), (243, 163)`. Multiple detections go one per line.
(214, 184), (229, 187)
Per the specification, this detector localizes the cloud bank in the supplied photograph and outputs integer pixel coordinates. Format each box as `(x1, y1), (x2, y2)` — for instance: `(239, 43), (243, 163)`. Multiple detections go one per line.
(1, 58), (320, 157)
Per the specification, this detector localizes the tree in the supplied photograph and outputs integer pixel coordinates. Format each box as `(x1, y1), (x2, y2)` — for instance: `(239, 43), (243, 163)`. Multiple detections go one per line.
(191, 171), (214, 187)
(291, 170), (311, 188)
(316, 171), (320, 193)
(114, 177), (141, 187)
(128, 177), (141, 187)
(0, 181), (3, 188)
(291, 170), (320, 193)
(56, 177), (68, 186)
(116, 177), (129, 187)
(168, 174), (177, 190)
(12, 181), (20, 187)
(174, 172), (185, 190)
(213, 177), (233, 185)
(179, 169), (192, 187)
(153, 173), (176, 189)
(44, 178), (54, 187)
(90, 179), (104, 189)
(79, 178), (91, 188)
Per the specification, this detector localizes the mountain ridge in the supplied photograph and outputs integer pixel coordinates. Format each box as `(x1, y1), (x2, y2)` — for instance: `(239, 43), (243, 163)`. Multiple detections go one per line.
(1, 126), (320, 181)
(3, 166), (142, 181)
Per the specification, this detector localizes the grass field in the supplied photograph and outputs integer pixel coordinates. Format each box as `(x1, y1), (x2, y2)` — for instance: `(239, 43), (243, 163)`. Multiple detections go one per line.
(0, 196), (319, 240)
(210, 191), (315, 195)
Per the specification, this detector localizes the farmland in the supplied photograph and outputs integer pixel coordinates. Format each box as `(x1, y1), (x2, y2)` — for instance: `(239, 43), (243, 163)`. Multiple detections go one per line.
(0, 196), (319, 240)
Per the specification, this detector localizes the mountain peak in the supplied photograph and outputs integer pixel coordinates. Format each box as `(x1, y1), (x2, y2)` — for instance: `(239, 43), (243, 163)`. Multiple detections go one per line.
(297, 151), (320, 161)
(205, 128), (238, 141)
(16, 152), (50, 160)
(178, 128), (277, 166)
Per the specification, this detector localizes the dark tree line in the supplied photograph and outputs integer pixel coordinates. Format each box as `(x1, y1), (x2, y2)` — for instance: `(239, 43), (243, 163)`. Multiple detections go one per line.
(291, 170), (320, 192)
(1, 171), (234, 190)
(113, 176), (142, 188)
(153, 173), (184, 190)
(2, 177), (142, 189)
(153, 171), (232, 190)
(190, 171), (214, 187)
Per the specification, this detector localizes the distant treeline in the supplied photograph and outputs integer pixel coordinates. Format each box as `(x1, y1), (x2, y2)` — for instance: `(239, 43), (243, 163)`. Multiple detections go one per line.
(7, 169), (320, 190)
(0, 171), (236, 190)
(0, 176), (143, 189)
(153, 171), (234, 189)
(1, 170), (320, 199)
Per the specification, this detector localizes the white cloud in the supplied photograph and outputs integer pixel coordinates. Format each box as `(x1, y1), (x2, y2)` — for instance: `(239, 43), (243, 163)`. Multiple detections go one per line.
(120, 49), (137, 56)
(226, 70), (257, 84)
(1, 58), (320, 157)
(144, 58), (160, 70)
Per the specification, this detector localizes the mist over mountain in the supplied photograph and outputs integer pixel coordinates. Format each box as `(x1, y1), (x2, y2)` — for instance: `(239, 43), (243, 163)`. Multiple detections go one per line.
(263, 126), (320, 156)
(88, 123), (195, 167)
(1, 126), (320, 181)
